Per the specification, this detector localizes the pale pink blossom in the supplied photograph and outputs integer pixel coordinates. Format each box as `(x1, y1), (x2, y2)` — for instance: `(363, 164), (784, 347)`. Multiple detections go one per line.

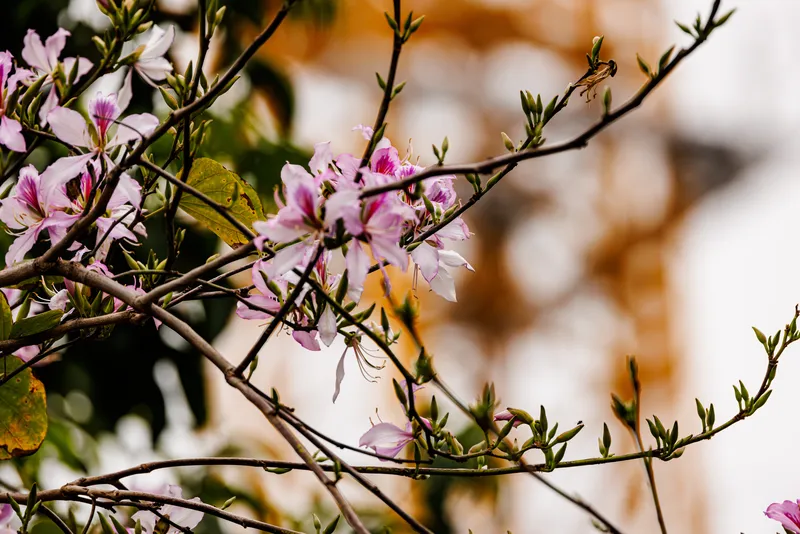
(359, 421), (416, 459)
(0, 51), (26, 152)
(325, 181), (416, 302)
(21, 28), (92, 124)
(236, 258), (323, 351)
(66, 161), (145, 259)
(131, 485), (204, 534)
(129, 25), (175, 83)
(252, 147), (330, 257)
(359, 417), (431, 459)
(410, 243), (473, 302)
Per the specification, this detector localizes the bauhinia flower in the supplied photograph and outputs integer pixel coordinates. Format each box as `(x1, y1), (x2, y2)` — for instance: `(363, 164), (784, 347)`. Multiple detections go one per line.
(359, 416), (431, 460)
(410, 244), (474, 302)
(45, 82), (158, 183)
(359, 421), (416, 459)
(326, 180), (416, 302)
(0, 51), (26, 152)
(125, 25), (175, 83)
(0, 165), (76, 265)
(130, 485), (204, 534)
(252, 144), (334, 277)
(765, 500), (800, 534)
(21, 28), (92, 124)
(236, 258), (323, 351)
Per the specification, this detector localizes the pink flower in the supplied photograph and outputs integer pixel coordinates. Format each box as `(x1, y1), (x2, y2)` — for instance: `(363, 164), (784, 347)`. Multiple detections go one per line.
(765, 500), (800, 533)
(0, 51), (26, 152)
(21, 28), (92, 124)
(0, 165), (76, 264)
(236, 258), (324, 351)
(128, 25), (174, 83)
(410, 244), (474, 302)
(359, 421), (416, 459)
(44, 84), (158, 184)
(131, 485), (204, 534)
(252, 144), (334, 274)
(359, 416), (432, 459)
(326, 181), (416, 302)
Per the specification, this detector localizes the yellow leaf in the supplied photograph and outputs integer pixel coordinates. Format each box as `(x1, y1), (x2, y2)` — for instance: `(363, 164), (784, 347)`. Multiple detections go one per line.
(178, 158), (266, 247)
(0, 356), (47, 459)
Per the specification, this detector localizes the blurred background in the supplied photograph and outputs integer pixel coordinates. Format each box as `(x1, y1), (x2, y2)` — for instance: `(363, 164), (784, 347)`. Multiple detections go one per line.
(2, 0), (799, 532)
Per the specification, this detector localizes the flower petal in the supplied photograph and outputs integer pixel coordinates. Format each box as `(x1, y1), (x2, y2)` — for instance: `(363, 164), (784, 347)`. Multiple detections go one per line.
(429, 266), (457, 302)
(438, 249), (474, 271)
(21, 30), (49, 72)
(47, 107), (90, 147)
(332, 350), (347, 403)
(309, 141), (333, 174)
(345, 242), (369, 303)
(318, 304), (337, 347)
(44, 28), (70, 69)
(292, 329), (320, 351)
(0, 117), (26, 152)
(358, 422), (411, 448)
(5, 225), (43, 265)
(109, 113), (159, 147)
(410, 242), (439, 282)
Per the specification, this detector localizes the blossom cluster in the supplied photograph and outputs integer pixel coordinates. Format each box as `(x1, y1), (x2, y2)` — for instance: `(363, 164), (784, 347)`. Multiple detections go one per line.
(235, 127), (474, 400)
(0, 26), (173, 266)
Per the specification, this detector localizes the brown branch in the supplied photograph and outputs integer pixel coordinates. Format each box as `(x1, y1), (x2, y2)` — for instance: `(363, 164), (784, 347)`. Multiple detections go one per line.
(234, 245), (322, 375)
(53, 260), (371, 534)
(0, 487), (302, 534)
(0, 0), (299, 289)
(0, 311), (138, 354)
(359, 6), (721, 200)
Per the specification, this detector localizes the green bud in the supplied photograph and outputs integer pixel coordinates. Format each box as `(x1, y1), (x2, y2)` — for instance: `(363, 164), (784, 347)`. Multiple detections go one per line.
(636, 54), (652, 77)
(384, 12), (399, 32)
(501, 132), (515, 152)
(391, 81), (406, 99)
(407, 15), (425, 35)
(602, 87), (612, 116)
(554, 423), (584, 444)
(507, 408), (534, 425)
(658, 45), (675, 72)
(590, 35), (604, 62)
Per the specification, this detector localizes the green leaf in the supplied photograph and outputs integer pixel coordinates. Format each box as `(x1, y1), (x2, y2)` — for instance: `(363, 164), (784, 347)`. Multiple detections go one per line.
(323, 515), (340, 534)
(0, 292), (11, 341)
(0, 356), (47, 459)
(110, 515), (130, 534)
(675, 21), (695, 37)
(10, 310), (63, 339)
(178, 158), (266, 248)
(636, 54), (652, 77)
